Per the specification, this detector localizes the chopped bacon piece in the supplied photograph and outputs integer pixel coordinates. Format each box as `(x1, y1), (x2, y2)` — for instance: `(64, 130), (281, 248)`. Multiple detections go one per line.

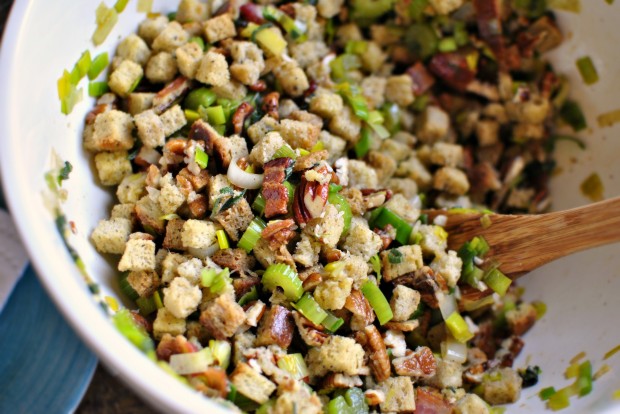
(256, 305), (294, 349)
(262, 157), (294, 218)
(345, 290), (375, 331)
(406, 62), (436, 95)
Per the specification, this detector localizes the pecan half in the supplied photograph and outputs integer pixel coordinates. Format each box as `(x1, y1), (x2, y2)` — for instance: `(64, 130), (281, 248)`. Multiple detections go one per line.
(293, 169), (329, 225)
(415, 387), (453, 414)
(262, 91), (280, 120)
(392, 346), (436, 378)
(345, 290), (375, 331)
(357, 325), (391, 382)
(232, 275), (261, 298)
(256, 305), (294, 349)
(261, 219), (298, 250)
(232, 102), (255, 135)
(152, 76), (191, 114)
(188, 119), (218, 156)
(292, 311), (329, 347)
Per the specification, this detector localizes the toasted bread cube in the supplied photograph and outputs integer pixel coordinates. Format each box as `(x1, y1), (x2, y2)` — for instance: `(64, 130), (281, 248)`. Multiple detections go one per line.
(116, 173), (147, 204)
(361, 41), (387, 74)
(138, 15), (168, 46)
(317, 0), (344, 18)
(433, 167), (470, 195)
(118, 237), (156, 271)
(386, 75), (415, 107)
(211, 79), (247, 101)
(164, 277), (202, 319)
(377, 377), (416, 413)
(163, 218), (186, 251)
(476, 119), (500, 147)
(430, 250), (462, 287)
(84, 110), (134, 152)
(454, 394), (490, 414)
(108, 60), (143, 98)
(214, 198), (254, 242)
(329, 105), (361, 144)
(387, 178), (419, 199)
(348, 160), (379, 189)
(213, 134), (249, 169)
(305, 335), (365, 377)
(196, 50), (229, 87)
(230, 363), (276, 404)
(381, 245), (423, 282)
(430, 142), (464, 168)
(425, 357), (463, 389)
(279, 119), (320, 150)
(204, 14), (236, 43)
(94, 151), (132, 186)
(361, 76), (387, 109)
(230, 41), (265, 85)
(314, 279), (353, 310)
(418, 106), (450, 144)
(127, 92), (156, 116)
(135, 195), (166, 234)
(153, 307), (186, 339)
(145, 52), (178, 84)
(182, 219), (217, 249)
(175, 41), (203, 79)
(176, 0), (208, 23)
(293, 234), (321, 267)
(152, 21), (189, 53)
(134, 109), (165, 148)
(159, 174), (186, 214)
(341, 217), (383, 261)
(116, 34), (151, 66)
(248, 131), (286, 167)
(273, 60), (309, 97)
(309, 88), (344, 119)
(396, 156), (433, 190)
(111, 203), (135, 221)
(247, 115), (280, 144)
(126, 270), (159, 298)
(390, 285), (421, 322)
(161, 252), (186, 284)
(384, 193), (420, 223)
(304, 204), (344, 248)
(199, 294), (246, 339)
(430, 0), (465, 15)
(319, 131), (347, 164)
(91, 217), (132, 254)
(482, 367), (522, 404)
(160, 104), (187, 137)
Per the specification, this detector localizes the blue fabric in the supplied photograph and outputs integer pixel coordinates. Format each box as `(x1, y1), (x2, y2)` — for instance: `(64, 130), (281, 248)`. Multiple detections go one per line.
(0, 265), (97, 413)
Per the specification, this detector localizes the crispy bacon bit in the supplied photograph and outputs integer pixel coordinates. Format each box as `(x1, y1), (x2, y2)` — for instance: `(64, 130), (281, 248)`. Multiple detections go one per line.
(415, 387), (453, 414)
(232, 102), (255, 135)
(232, 275), (261, 298)
(262, 157), (294, 218)
(261, 92), (280, 120)
(261, 219), (298, 250)
(374, 224), (396, 250)
(392, 346), (436, 378)
(292, 311), (329, 347)
(345, 290), (375, 331)
(156, 334), (198, 362)
(191, 368), (228, 399)
(239, 3), (266, 23)
(429, 52), (476, 92)
(393, 267), (448, 308)
(248, 79), (267, 92)
(256, 305), (294, 349)
(152, 76), (191, 114)
(357, 325), (391, 383)
(407, 62), (436, 95)
(212, 248), (257, 273)
(302, 272), (323, 291)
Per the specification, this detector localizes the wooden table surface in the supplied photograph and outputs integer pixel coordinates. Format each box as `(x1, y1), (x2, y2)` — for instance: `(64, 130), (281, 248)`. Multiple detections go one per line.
(0, 1), (151, 412)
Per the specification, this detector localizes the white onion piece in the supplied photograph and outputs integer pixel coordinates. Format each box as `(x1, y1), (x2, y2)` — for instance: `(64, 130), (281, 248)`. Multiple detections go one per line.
(227, 158), (264, 189)
(441, 337), (468, 364)
(436, 291), (458, 320)
(433, 214), (448, 226)
(187, 244), (220, 260)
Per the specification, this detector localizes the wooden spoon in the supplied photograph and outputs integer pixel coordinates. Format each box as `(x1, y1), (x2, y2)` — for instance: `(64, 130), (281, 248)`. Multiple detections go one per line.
(426, 196), (620, 280)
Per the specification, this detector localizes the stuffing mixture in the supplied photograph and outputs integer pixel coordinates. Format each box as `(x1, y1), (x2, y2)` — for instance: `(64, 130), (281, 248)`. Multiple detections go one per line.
(85, 0), (570, 412)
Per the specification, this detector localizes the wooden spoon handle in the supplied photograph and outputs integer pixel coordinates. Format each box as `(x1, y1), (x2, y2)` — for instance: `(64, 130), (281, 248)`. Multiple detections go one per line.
(441, 196), (620, 278)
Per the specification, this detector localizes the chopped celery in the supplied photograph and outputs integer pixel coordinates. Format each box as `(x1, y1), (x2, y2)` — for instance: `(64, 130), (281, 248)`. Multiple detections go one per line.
(483, 268), (512, 297)
(272, 145), (297, 160)
(206, 105), (227, 125)
(216, 229), (229, 250)
(88, 52), (109, 80)
(209, 339), (232, 370)
(559, 100), (587, 132)
(238, 286), (259, 306)
(92, 5), (118, 46)
(438, 37), (458, 52)
(195, 147), (209, 169)
(136, 295), (158, 316)
(184, 87), (217, 110)
(361, 281), (393, 325)
(262, 264), (304, 301)
(576, 56), (598, 85)
(322, 311), (345, 332)
(88, 81), (109, 97)
(112, 308), (155, 355)
(404, 24), (439, 61)
(238, 217), (267, 253)
(327, 192), (352, 237)
(114, 0), (129, 13)
(539, 386), (557, 401)
(292, 293), (328, 325)
(354, 127), (372, 158)
(369, 207), (413, 245)
(350, 0), (396, 23)
(445, 311), (474, 343)
(345, 40), (368, 55)
(189, 36), (205, 50)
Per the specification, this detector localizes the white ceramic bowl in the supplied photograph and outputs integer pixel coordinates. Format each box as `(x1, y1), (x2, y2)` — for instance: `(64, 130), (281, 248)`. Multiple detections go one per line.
(1, 1), (619, 413)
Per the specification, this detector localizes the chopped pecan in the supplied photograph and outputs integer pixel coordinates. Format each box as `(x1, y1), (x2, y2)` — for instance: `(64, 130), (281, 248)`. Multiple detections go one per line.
(345, 290), (375, 331)
(321, 373), (363, 393)
(384, 319), (420, 332)
(256, 305), (294, 349)
(164, 137), (188, 156)
(261, 219), (298, 251)
(275, 244), (296, 268)
(212, 248), (257, 273)
(415, 387), (453, 414)
(497, 336), (525, 368)
(263, 157), (294, 218)
(392, 267), (448, 308)
(292, 311), (329, 347)
(131, 310), (152, 333)
(302, 272), (323, 291)
(188, 194), (209, 219)
(429, 52), (475, 92)
(152, 76), (191, 114)
(248, 79), (267, 92)
(320, 246), (344, 263)
(406, 62), (436, 95)
(364, 389), (385, 406)
(374, 224), (396, 251)
(244, 300), (267, 327)
(362, 188), (391, 210)
(232, 102), (255, 135)
(392, 346), (436, 378)
(357, 325), (391, 382)
(156, 334), (197, 362)
(293, 150), (330, 172)
(190, 368), (228, 399)
(262, 91), (280, 120)
(293, 169), (329, 225)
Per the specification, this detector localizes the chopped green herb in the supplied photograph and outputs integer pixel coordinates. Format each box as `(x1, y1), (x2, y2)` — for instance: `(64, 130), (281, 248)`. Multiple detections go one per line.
(387, 249), (404, 264)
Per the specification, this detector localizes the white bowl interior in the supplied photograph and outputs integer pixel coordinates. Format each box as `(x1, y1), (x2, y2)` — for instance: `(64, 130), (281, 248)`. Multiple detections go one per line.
(0, 1), (619, 413)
